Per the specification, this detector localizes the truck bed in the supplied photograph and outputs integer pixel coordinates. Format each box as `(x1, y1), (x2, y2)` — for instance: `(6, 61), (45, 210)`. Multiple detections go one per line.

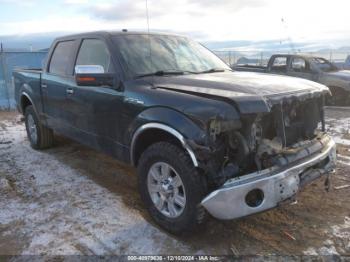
(13, 68), (43, 113)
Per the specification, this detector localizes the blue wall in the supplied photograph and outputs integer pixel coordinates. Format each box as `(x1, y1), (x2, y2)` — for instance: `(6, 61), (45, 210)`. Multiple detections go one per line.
(0, 51), (47, 109)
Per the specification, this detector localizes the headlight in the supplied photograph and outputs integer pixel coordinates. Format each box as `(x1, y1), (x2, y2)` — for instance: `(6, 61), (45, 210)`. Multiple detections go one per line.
(209, 119), (242, 139)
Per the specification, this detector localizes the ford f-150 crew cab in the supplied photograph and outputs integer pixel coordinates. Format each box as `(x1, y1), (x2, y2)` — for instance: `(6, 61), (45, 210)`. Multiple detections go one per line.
(234, 54), (350, 105)
(13, 31), (336, 234)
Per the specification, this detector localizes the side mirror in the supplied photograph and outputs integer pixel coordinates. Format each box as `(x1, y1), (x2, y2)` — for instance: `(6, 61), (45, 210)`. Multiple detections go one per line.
(75, 65), (120, 90)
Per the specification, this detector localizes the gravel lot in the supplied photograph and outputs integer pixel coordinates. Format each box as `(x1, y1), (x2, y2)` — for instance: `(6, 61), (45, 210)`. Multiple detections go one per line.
(0, 108), (349, 256)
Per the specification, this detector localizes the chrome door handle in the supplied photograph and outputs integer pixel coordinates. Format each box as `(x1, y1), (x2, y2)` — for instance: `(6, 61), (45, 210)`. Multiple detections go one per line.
(66, 88), (74, 95)
(41, 84), (47, 88)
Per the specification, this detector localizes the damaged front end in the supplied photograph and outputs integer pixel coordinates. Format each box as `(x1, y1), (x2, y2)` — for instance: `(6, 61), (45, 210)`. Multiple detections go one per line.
(196, 95), (337, 220)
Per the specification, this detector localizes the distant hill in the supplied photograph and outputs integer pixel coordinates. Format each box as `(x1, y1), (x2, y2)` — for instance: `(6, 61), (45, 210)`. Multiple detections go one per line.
(203, 39), (350, 54)
(0, 32), (64, 51)
(1, 32), (349, 54)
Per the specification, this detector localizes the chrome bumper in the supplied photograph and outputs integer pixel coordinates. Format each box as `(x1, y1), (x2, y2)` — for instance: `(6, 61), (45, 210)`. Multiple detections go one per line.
(201, 135), (337, 220)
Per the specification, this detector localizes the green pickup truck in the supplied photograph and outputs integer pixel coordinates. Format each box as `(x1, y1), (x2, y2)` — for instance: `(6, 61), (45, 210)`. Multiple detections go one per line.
(13, 32), (337, 234)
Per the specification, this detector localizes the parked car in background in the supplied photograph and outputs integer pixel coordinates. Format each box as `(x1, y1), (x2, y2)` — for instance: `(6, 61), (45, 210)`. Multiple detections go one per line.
(234, 54), (350, 105)
(13, 31), (336, 234)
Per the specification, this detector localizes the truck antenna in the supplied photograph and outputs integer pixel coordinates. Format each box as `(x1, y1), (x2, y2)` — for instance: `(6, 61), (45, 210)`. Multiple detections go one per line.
(281, 17), (296, 54)
(145, 0), (154, 83)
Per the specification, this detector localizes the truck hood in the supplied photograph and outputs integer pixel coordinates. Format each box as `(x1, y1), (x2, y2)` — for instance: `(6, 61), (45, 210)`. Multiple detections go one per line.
(153, 71), (329, 114)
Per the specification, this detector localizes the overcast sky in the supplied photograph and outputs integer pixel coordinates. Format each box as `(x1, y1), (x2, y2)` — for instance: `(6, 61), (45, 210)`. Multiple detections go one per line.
(0, 0), (349, 46)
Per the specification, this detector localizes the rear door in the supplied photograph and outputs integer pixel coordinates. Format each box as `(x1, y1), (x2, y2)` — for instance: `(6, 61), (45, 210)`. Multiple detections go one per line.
(41, 40), (78, 133)
(64, 38), (126, 157)
(268, 56), (289, 75)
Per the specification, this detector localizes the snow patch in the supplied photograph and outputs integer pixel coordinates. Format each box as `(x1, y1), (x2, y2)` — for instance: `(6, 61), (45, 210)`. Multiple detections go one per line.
(303, 217), (350, 255)
(326, 117), (350, 147)
(0, 119), (188, 255)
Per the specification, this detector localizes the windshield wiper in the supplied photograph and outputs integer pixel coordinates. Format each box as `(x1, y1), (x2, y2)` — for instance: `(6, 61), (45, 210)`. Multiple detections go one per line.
(136, 70), (185, 78)
(198, 68), (232, 74)
(135, 68), (231, 78)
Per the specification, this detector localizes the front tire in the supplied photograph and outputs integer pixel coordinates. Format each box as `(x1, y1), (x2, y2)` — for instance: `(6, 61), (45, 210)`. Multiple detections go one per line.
(24, 105), (54, 149)
(137, 142), (207, 235)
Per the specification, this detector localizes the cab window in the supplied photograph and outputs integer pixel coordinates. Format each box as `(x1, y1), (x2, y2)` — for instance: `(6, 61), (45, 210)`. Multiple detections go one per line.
(291, 57), (309, 72)
(271, 56), (288, 72)
(49, 41), (75, 75)
(75, 39), (114, 73)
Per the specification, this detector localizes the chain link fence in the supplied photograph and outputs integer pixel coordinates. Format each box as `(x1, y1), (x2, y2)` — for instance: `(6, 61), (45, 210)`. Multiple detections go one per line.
(0, 51), (47, 109)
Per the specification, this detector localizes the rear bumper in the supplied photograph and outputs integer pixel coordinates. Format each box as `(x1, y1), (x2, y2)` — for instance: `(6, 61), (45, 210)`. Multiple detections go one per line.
(201, 134), (337, 220)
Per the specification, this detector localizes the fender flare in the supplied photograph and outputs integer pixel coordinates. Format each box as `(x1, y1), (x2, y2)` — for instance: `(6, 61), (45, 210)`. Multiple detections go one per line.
(130, 122), (199, 167)
(21, 91), (38, 114)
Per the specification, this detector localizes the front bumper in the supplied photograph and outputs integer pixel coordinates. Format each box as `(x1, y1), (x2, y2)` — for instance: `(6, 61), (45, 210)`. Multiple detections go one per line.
(201, 134), (337, 220)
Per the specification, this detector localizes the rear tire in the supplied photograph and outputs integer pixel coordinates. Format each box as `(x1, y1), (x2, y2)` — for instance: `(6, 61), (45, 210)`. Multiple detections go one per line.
(24, 105), (54, 149)
(137, 142), (208, 235)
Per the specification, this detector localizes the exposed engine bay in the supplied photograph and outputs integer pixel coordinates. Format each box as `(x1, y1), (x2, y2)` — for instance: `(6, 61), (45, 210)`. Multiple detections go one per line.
(203, 96), (326, 188)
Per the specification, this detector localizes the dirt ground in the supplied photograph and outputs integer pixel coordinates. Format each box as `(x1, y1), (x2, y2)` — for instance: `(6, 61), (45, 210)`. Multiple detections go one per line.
(0, 108), (349, 257)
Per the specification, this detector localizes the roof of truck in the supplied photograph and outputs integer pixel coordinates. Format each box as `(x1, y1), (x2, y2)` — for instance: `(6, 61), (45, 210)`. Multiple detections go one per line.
(55, 30), (186, 41)
(271, 54), (325, 60)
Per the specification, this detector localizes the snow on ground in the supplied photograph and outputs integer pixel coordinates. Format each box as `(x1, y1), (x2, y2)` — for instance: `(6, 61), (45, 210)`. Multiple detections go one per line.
(301, 108), (350, 257)
(304, 217), (350, 256)
(327, 119), (350, 145)
(0, 118), (192, 255)
(0, 108), (349, 256)
(325, 107), (350, 146)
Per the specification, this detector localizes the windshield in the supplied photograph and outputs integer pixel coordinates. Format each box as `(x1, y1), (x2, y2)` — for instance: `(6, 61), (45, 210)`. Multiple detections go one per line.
(112, 34), (230, 77)
(311, 57), (338, 72)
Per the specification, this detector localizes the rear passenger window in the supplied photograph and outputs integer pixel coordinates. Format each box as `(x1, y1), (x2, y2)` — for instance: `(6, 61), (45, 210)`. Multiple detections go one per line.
(271, 57), (287, 72)
(49, 41), (74, 75)
(75, 39), (114, 73)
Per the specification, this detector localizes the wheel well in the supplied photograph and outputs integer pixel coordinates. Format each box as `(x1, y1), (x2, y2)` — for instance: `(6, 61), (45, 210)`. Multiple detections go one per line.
(21, 95), (32, 113)
(133, 128), (184, 166)
(329, 86), (344, 93)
